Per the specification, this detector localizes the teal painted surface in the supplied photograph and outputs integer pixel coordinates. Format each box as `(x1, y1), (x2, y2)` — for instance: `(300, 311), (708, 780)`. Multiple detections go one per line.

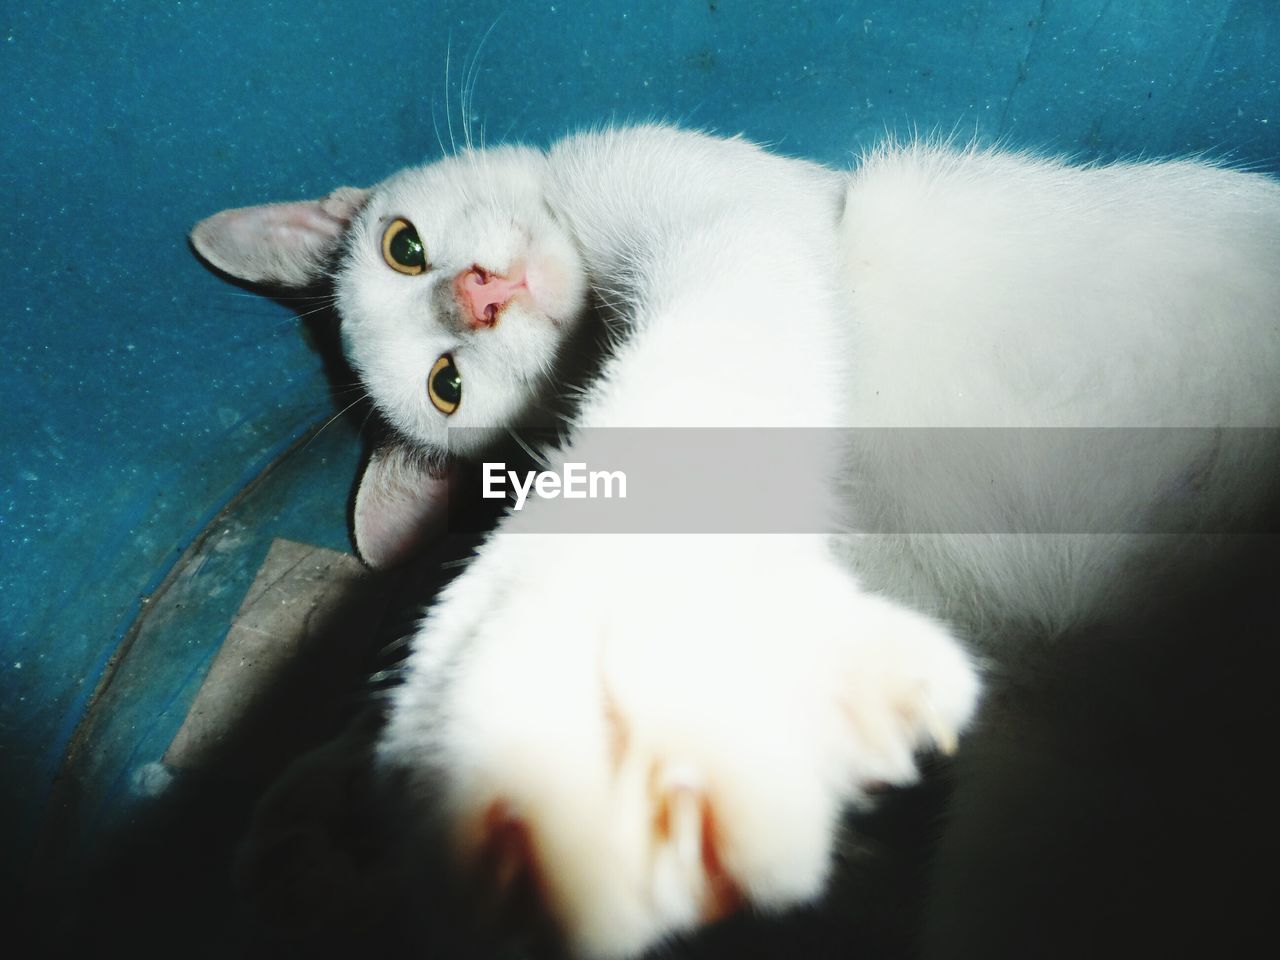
(2, 0), (1278, 894)
(27, 420), (371, 894)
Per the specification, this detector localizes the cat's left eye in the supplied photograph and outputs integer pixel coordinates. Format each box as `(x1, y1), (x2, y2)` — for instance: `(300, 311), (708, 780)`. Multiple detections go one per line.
(428, 354), (462, 415)
(382, 218), (427, 275)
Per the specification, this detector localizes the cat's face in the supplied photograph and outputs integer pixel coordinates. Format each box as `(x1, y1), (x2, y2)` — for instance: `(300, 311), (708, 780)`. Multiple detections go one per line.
(336, 146), (588, 456)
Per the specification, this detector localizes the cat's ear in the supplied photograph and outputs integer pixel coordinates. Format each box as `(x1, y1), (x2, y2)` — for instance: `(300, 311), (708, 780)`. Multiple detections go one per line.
(190, 186), (369, 287)
(353, 443), (455, 569)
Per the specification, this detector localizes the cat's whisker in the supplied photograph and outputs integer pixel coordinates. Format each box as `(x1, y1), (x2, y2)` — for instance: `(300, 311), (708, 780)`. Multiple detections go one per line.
(496, 114), (522, 147)
(460, 36), (476, 153)
(330, 385), (372, 402)
(439, 554), (479, 571)
(204, 304), (298, 323)
(459, 55), (473, 155)
(506, 427), (552, 471)
(378, 629), (428, 657)
(461, 14), (502, 155)
(367, 666), (410, 686)
(218, 302), (339, 338)
(302, 391), (371, 451)
(353, 402), (379, 438)
(213, 291), (338, 303)
(430, 96), (450, 161)
(328, 376), (367, 391)
(376, 639), (410, 658)
(443, 35), (458, 156)
(289, 301), (341, 322)
(330, 386), (371, 407)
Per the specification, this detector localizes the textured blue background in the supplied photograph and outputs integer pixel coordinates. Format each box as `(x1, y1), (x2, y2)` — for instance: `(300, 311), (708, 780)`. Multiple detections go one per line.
(2, 0), (1278, 888)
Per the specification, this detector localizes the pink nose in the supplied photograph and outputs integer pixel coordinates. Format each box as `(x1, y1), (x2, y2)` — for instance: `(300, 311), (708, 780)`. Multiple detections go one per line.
(455, 265), (526, 329)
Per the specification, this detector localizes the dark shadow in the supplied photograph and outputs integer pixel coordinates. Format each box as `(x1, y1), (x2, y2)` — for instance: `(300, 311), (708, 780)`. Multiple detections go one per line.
(22, 523), (1280, 960)
(20, 516), (498, 958)
(919, 532), (1280, 960)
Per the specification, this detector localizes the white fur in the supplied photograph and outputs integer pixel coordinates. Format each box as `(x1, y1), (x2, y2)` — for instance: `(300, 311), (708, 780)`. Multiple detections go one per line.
(375, 128), (1280, 956)
(834, 143), (1280, 634)
(382, 531), (977, 958)
(371, 129), (988, 957)
(370, 126), (1279, 957)
(198, 124), (1280, 958)
(337, 145), (590, 456)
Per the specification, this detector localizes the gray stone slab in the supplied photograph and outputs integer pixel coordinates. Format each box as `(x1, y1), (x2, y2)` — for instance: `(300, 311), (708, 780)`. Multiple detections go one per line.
(164, 539), (379, 772)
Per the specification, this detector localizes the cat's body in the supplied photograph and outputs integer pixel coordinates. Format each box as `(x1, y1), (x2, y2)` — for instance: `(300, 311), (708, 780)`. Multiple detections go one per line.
(834, 143), (1280, 639)
(193, 125), (1280, 958)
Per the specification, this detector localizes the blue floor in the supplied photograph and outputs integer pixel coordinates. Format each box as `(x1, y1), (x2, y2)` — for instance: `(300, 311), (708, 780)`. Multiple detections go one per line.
(2, 0), (1278, 922)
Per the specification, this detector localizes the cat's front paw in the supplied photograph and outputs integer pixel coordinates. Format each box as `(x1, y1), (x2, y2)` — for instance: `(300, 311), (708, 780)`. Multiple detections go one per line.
(377, 535), (980, 958)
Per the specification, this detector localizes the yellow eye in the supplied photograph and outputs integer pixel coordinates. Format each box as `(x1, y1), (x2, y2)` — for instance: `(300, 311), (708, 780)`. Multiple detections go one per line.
(428, 354), (461, 415)
(381, 218), (427, 275)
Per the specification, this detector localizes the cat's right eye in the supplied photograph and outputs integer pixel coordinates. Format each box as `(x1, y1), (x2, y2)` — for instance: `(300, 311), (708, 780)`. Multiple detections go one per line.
(382, 218), (427, 275)
(428, 354), (462, 415)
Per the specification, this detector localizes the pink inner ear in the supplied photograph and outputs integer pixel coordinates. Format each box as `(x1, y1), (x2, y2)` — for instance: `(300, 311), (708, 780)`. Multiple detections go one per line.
(354, 446), (454, 569)
(228, 200), (351, 256)
(269, 203), (349, 237)
(191, 186), (368, 286)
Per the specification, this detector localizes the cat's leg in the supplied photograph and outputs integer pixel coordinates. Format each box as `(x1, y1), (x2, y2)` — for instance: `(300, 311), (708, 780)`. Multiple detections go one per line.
(371, 138), (985, 956)
(376, 532), (979, 958)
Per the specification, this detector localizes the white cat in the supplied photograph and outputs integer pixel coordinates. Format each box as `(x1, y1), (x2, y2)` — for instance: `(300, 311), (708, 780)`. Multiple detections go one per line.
(192, 125), (1280, 958)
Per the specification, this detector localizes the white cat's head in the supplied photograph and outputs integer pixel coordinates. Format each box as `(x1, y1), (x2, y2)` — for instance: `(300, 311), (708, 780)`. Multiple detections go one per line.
(337, 147), (588, 454)
(191, 146), (590, 565)
(191, 145), (588, 454)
